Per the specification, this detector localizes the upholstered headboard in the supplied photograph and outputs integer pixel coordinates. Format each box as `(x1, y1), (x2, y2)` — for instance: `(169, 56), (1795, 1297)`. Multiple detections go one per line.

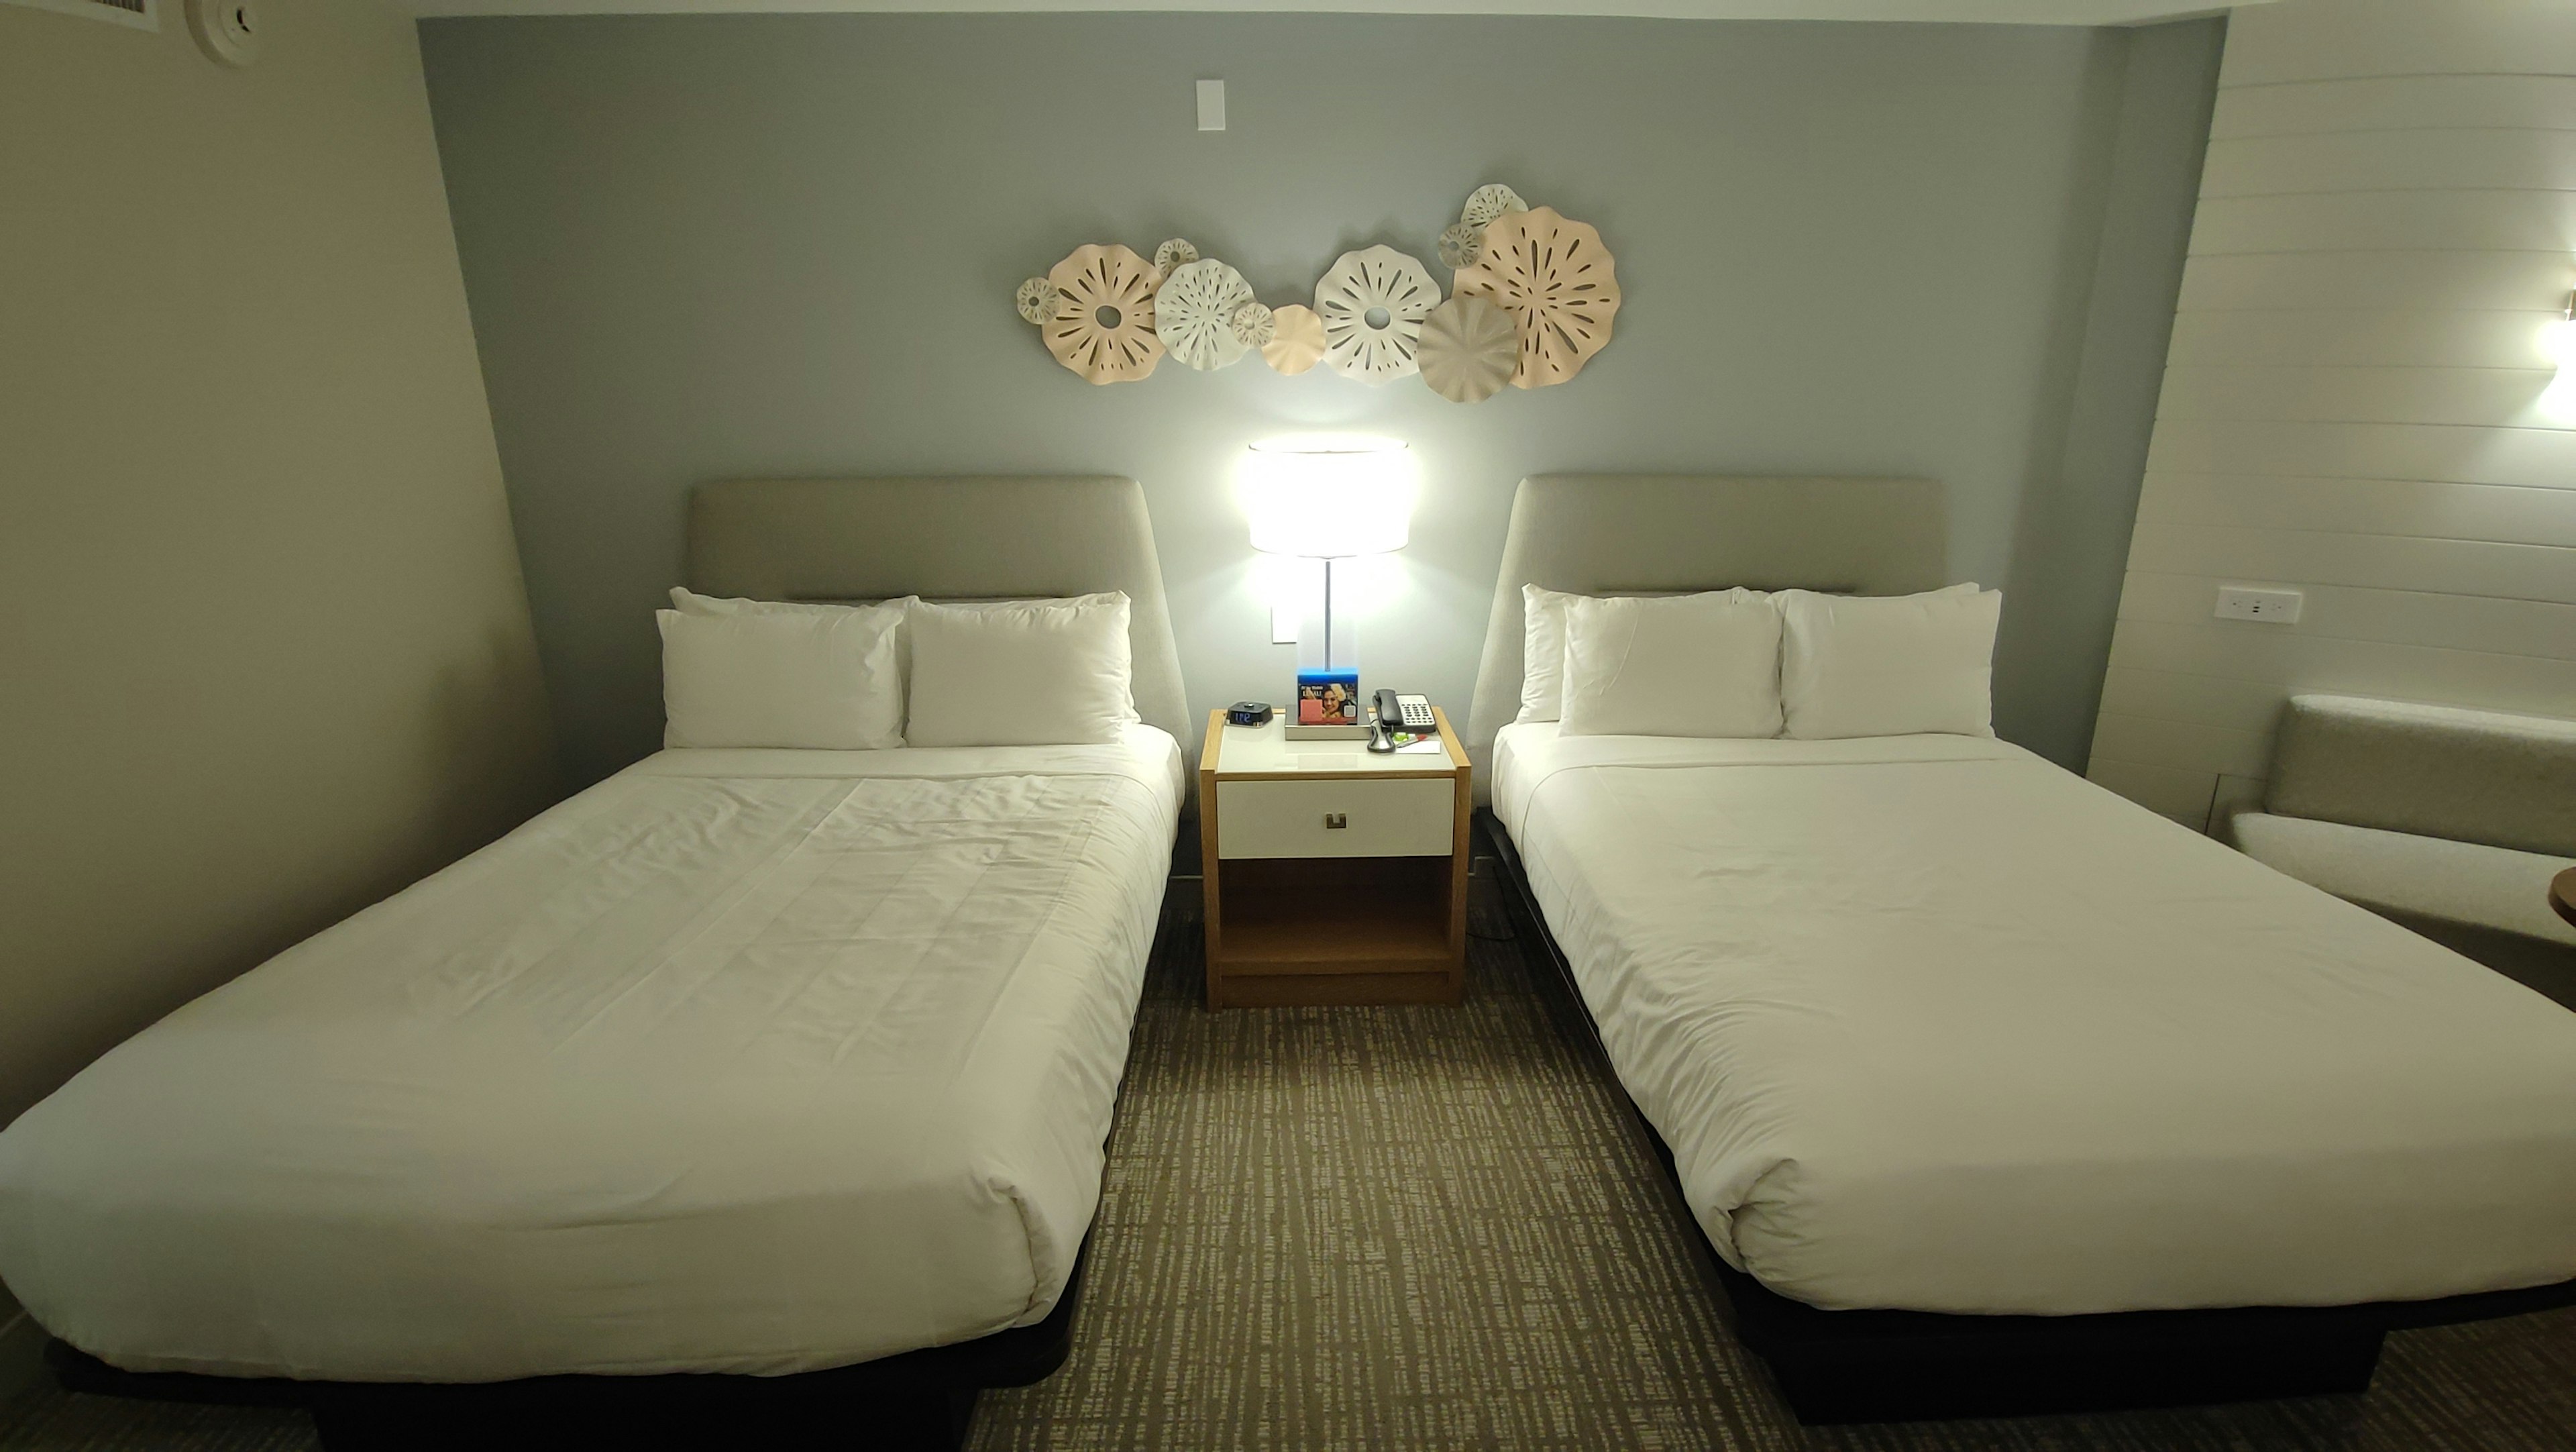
(688, 475), (1194, 769)
(1464, 474), (1948, 786)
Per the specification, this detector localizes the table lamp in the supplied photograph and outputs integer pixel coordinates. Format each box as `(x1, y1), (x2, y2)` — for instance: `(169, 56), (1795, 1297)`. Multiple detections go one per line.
(1241, 435), (1417, 739)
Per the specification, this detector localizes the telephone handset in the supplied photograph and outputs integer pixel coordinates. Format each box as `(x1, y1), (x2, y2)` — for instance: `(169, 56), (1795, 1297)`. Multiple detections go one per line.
(1368, 690), (1436, 754)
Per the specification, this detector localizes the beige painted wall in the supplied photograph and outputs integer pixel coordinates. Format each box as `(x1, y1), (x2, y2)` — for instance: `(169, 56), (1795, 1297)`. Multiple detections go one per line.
(0, 0), (557, 1163)
(2090, 0), (2576, 829)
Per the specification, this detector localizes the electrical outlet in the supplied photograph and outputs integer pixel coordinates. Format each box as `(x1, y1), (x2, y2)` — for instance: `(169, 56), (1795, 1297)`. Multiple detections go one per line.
(2214, 586), (2302, 624)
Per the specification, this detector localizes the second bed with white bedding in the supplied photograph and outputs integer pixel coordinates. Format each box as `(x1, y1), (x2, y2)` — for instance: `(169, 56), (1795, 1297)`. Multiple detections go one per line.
(0, 728), (1183, 1382)
(1494, 722), (2576, 1317)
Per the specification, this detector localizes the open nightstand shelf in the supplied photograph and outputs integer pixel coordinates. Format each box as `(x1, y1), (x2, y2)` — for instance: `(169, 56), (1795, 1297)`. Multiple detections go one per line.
(1197, 709), (1470, 1008)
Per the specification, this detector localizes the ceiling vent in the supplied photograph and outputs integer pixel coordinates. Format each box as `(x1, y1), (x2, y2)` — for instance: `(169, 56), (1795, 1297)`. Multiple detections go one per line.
(3, 0), (158, 30)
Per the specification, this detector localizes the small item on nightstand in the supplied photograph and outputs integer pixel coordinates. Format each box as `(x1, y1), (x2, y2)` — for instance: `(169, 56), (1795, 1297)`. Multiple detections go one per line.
(1368, 689), (1436, 754)
(1288, 674), (1370, 731)
(1227, 701), (1274, 726)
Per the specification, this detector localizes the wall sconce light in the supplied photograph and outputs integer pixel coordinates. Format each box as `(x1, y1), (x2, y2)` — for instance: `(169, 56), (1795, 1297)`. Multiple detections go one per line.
(2540, 289), (2576, 421)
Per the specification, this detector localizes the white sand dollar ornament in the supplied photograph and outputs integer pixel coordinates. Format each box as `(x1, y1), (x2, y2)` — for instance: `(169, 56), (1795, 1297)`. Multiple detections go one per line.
(1461, 183), (1527, 229)
(1454, 206), (1621, 388)
(1315, 246), (1440, 384)
(1042, 243), (1164, 385)
(1230, 301), (1275, 348)
(1261, 303), (1326, 374)
(1437, 221), (1485, 271)
(1153, 238), (1199, 276)
(1154, 258), (1256, 370)
(1014, 277), (1059, 325)
(1416, 295), (1517, 404)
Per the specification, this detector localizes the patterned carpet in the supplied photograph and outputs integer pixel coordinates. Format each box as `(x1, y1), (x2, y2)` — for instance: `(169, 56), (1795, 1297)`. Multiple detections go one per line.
(5, 874), (2572, 1451)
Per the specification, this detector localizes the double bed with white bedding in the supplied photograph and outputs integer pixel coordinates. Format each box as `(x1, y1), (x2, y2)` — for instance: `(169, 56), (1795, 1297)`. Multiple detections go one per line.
(0, 477), (1199, 1447)
(0, 730), (1182, 1382)
(1469, 474), (2576, 1420)
(1495, 722), (2576, 1317)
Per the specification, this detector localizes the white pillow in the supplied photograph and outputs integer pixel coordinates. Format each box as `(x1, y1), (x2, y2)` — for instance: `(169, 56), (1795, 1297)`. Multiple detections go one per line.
(658, 604), (905, 750)
(906, 593), (1134, 747)
(1516, 584), (1582, 723)
(668, 586), (896, 617)
(1779, 585), (2000, 739)
(1558, 590), (1784, 739)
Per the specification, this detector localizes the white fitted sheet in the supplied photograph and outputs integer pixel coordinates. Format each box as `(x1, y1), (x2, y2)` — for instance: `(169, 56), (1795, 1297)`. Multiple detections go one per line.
(1494, 723), (2576, 1315)
(0, 727), (1183, 1381)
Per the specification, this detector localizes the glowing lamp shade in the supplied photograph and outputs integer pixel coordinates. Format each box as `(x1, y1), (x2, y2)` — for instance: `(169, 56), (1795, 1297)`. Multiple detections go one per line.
(1241, 435), (1417, 558)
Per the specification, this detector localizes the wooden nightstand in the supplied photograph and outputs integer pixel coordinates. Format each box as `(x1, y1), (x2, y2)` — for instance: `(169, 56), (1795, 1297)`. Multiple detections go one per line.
(1197, 707), (1470, 1008)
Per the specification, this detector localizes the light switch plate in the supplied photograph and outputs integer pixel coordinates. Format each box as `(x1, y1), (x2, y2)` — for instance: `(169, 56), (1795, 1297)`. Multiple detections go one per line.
(2215, 586), (2302, 624)
(1270, 603), (1298, 644)
(1197, 79), (1226, 132)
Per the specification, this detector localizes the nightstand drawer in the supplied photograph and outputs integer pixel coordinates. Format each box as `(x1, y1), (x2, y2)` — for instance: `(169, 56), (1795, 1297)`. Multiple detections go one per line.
(1216, 777), (1454, 860)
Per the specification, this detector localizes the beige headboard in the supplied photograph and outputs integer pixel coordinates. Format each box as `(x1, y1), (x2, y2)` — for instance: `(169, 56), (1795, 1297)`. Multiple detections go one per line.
(688, 475), (1194, 770)
(1465, 474), (1948, 789)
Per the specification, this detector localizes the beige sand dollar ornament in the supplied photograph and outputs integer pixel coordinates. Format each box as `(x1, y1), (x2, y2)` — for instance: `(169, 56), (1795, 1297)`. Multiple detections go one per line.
(1315, 245), (1441, 384)
(1014, 277), (1060, 325)
(1454, 206), (1621, 388)
(1043, 243), (1164, 384)
(1416, 295), (1517, 404)
(1154, 257), (1256, 370)
(1260, 303), (1326, 374)
(1153, 238), (1199, 276)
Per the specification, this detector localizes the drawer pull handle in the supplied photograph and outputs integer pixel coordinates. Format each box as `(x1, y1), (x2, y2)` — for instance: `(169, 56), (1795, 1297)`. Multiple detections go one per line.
(1324, 813), (1348, 830)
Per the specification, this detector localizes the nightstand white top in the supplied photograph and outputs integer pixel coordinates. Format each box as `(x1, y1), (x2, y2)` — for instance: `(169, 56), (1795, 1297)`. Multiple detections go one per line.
(1204, 710), (1466, 778)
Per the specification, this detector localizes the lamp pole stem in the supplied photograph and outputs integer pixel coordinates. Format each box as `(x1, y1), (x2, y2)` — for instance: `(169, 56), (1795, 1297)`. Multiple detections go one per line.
(1322, 557), (1334, 669)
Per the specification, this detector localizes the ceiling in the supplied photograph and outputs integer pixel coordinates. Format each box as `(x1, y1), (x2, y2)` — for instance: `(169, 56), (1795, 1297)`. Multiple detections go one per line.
(407, 0), (2251, 24)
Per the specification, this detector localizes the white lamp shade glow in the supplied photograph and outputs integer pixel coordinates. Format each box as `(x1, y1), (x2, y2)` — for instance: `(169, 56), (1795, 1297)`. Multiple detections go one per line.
(1241, 435), (1417, 557)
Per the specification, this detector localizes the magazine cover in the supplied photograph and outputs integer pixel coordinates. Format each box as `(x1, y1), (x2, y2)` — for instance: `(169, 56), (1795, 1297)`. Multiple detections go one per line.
(1295, 670), (1360, 725)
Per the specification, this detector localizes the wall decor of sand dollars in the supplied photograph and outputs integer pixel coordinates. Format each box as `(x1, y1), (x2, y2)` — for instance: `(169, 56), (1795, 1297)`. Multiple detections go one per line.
(1013, 183), (1619, 401)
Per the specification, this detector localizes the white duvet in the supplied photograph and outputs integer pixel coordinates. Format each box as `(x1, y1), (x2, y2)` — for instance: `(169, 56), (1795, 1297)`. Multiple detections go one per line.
(0, 729), (1183, 1381)
(1495, 723), (2576, 1316)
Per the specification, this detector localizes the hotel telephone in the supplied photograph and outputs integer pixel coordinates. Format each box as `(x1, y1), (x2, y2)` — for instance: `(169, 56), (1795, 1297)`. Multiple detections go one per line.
(1368, 690), (1436, 754)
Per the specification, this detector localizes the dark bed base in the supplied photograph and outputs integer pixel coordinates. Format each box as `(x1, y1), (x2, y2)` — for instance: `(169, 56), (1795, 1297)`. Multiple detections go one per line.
(44, 1243), (1088, 1451)
(1474, 809), (2576, 1425)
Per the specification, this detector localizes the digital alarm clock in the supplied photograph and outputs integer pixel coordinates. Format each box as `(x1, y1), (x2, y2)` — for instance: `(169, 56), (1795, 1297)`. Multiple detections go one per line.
(1226, 701), (1274, 726)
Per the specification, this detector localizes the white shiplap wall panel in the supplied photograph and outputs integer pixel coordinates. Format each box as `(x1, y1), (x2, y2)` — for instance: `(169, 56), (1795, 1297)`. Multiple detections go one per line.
(2092, 711), (2274, 776)
(2143, 418), (2576, 489)
(2133, 474), (2576, 546)
(2100, 619), (2576, 715)
(2098, 663), (2302, 732)
(2087, 758), (2225, 824)
(2164, 309), (2561, 368)
(2202, 129), (2576, 198)
(2190, 189), (2576, 256)
(2156, 363), (2551, 426)
(2116, 570), (2576, 660)
(2212, 74), (2576, 140)
(2218, 0), (2576, 86)
(2090, 0), (2576, 827)
(2125, 521), (2576, 603)
(2177, 248), (2571, 312)
(2145, 418), (2576, 489)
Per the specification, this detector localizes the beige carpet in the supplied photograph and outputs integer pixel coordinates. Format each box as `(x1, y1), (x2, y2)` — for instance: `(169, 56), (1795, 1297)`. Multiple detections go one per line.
(5, 876), (2573, 1451)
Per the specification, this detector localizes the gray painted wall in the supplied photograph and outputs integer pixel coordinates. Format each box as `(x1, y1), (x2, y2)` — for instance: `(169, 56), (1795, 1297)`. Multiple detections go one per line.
(421, 12), (2220, 787)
